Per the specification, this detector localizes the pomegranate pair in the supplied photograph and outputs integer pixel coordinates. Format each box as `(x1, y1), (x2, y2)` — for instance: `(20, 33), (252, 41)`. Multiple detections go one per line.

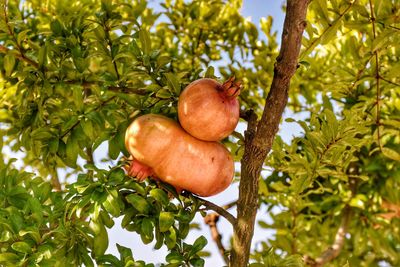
(125, 77), (241, 197)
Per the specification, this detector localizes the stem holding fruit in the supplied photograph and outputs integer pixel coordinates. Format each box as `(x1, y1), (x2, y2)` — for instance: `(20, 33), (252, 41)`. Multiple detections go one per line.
(220, 76), (242, 98)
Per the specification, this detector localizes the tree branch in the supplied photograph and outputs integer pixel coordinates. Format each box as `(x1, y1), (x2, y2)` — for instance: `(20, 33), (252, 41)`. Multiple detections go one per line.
(61, 80), (149, 95)
(60, 95), (117, 139)
(230, 1), (309, 266)
(194, 196), (236, 226)
(299, 1), (355, 60)
(379, 76), (400, 87)
(311, 206), (352, 267)
(0, 44), (40, 69)
(2, 1), (41, 70)
(50, 167), (62, 191)
(369, 0), (382, 149)
(239, 109), (255, 122)
(103, 23), (121, 82)
(204, 213), (229, 265)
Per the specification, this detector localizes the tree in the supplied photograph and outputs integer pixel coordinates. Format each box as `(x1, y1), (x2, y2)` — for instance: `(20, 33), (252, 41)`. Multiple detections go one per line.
(0, 0), (399, 266)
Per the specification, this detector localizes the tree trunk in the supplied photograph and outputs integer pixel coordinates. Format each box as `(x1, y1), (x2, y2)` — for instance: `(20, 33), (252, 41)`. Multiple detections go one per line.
(230, 1), (310, 266)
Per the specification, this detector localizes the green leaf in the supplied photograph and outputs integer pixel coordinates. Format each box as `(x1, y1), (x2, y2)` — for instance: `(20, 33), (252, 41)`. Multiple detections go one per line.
(371, 30), (393, 52)
(65, 135), (79, 168)
(93, 222), (108, 257)
(19, 229), (41, 244)
(108, 136), (120, 160)
(0, 231), (11, 242)
(139, 29), (151, 55)
(157, 55), (171, 69)
(127, 181), (146, 196)
(4, 53), (15, 76)
(149, 188), (169, 205)
(116, 243), (133, 260)
(17, 29), (30, 46)
(30, 128), (54, 140)
(100, 210), (115, 228)
(38, 44), (47, 69)
(27, 197), (44, 224)
(165, 227), (177, 249)
(315, 0), (330, 23)
(50, 19), (63, 35)
(141, 218), (154, 240)
(81, 119), (95, 140)
(204, 66), (215, 78)
(189, 236), (207, 257)
(126, 194), (151, 214)
(61, 116), (79, 133)
(299, 60), (311, 68)
(103, 189), (120, 217)
(117, 93), (141, 108)
(11, 241), (32, 254)
(349, 194), (366, 209)
(164, 73), (181, 95)
(155, 89), (172, 99)
(166, 251), (184, 264)
(48, 138), (59, 154)
(159, 211), (174, 232)
(108, 168), (125, 182)
(381, 147), (400, 161)
(189, 258), (205, 267)
(0, 253), (18, 262)
(73, 57), (88, 72)
(154, 228), (164, 250)
(96, 255), (120, 266)
(130, 39), (142, 58)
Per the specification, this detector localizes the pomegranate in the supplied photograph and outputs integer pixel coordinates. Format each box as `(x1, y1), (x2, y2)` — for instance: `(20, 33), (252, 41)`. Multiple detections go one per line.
(125, 114), (234, 197)
(178, 77), (241, 141)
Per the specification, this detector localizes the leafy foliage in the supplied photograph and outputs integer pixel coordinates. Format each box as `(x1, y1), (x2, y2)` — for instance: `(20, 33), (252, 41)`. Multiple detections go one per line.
(257, 0), (400, 266)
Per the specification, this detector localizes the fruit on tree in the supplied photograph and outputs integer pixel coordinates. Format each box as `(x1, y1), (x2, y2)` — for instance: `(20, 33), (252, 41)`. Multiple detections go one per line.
(178, 77), (241, 141)
(125, 114), (234, 197)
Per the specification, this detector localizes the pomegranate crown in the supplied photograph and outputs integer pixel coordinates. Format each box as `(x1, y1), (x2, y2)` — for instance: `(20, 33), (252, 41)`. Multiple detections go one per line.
(221, 76), (242, 98)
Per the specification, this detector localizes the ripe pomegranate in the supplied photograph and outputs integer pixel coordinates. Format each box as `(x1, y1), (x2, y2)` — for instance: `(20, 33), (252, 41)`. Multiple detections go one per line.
(125, 114), (234, 197)
(178, 77), (241, 141)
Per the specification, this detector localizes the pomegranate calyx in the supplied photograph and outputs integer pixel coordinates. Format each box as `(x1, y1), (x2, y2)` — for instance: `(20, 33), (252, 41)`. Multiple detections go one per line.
(221, 76), (242, 98)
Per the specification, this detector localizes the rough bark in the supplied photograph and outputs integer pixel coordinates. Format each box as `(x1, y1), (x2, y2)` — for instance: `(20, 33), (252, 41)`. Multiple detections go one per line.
(230, 1), (309, 266)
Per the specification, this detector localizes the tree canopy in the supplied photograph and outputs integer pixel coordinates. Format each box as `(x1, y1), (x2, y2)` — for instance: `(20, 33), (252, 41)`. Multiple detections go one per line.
(0, 0), (399, 266)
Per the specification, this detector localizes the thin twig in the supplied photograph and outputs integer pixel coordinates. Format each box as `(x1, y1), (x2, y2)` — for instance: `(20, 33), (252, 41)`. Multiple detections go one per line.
(0, 44), (40, 69)
(204, 213), (229, 265)
(369, 0), (382, 149)
(193, 196), (236, 226)
(2, 1), (41, 69)
(379, 76), (400, 87)
(223, 201), (237, 210)
(386, 24), (400, 31)
(61, 80), (149, 95)
(60, 95), (117, 139)
(300, 1), (355, 60)
(348, 54), (375, 92)
(50, 167), (62, 191)
(104, 24), (121, 82)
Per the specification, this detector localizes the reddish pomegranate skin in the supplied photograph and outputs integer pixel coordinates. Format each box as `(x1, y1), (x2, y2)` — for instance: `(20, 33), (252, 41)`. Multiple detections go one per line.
(125, 114), (234, 197)
(125, 157), (154, 182)
(178, 77), (241, 141)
